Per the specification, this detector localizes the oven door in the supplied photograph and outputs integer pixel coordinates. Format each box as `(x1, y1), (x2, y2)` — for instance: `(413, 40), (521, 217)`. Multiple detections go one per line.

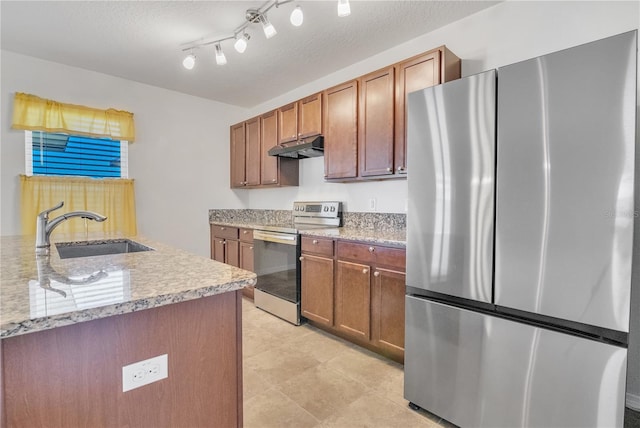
(253, 230), (300, 304)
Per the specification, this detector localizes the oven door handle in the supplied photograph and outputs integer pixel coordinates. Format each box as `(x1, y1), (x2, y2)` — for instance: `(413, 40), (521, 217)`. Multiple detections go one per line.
(254, 230), (298, 245)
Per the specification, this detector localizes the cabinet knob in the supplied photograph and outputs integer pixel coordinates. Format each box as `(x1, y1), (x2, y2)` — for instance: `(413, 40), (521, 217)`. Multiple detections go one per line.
(221, 227), (225, 231)
(299, 256), (305, 261)
(312, 239), (318, 244)
(362, 268), (369, 274)
(243, 230), (248, 234)
(219, 240), (224, 244)
(374, 271), (380, 277)
(249, 246), (253, 250)
(386, 167), (392, 172)
(222, 241), (226, 245)
(368, 246), (375, 253)
(272, 178), (277, 182)
(397, 166), (405, 172)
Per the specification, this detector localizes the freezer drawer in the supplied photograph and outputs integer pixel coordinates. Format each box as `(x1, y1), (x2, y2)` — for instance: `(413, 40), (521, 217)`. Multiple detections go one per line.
(495, 31), (636, 332)
(406, 70), (495, 303)
(404, 296), (627, 428)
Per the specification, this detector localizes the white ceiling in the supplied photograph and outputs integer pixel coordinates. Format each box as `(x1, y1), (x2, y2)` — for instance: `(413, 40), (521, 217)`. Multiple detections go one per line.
(1, 1), (498, 108)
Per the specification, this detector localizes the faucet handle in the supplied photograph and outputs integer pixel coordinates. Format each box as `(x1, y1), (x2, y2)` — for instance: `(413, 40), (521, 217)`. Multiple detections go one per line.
(38, 201), (64, 218)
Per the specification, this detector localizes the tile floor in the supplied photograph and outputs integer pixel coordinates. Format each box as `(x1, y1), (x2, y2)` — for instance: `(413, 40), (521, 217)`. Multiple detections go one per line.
(241, 298), (450, 428)
(242, 298), (640, 428)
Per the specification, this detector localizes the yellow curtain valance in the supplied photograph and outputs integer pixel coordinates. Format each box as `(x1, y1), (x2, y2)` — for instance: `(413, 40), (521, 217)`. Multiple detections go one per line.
(11, 92), (136, 142)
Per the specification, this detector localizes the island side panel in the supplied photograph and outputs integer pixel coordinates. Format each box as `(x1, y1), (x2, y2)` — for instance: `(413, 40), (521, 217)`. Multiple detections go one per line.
(2, 291), (243, 427)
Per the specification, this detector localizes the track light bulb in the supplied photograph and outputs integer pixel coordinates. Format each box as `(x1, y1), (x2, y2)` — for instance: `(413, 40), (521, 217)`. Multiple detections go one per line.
(260, 14), (277, 39)
(290, 6), (303, 27)
(234, 33), (249, 53)
(337, 0), (351, 17)
(215, 44), (227, 65)
(182, 53), (196, 70)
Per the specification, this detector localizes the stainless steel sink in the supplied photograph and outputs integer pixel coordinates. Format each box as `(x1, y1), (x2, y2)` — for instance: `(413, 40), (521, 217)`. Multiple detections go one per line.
(55, 239), (153, 259)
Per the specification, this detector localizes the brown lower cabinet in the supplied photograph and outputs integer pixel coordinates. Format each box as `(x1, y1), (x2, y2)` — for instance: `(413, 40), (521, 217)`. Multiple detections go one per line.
(300, 236), (406, 362)
(211, 225), (255, 299)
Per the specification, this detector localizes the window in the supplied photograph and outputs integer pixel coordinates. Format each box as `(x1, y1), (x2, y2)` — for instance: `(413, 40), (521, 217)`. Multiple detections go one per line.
(25, 130), (128, 178)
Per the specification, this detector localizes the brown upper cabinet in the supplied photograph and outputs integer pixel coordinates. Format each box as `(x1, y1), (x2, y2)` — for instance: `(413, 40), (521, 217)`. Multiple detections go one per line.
(358, 66), (396, 177)
(231, 112), (298, 189)
(298, 93), (323, 138)
(230, 45), (459, 187)
(395, 47), (461, 175)
(230, 122), (247, 188)
(230, 117), (260, 188)
(323, 80), (358, 180)
(325, 46), (460, 182)
(244, 116), (261, 186)
(278, 92), (323, 144)
(278, 102), (298, 144)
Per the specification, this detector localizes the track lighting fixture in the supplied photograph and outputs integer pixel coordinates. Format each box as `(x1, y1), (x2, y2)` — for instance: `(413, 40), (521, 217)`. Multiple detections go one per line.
(259, 13), (277, 39)
(338, 0), (351, 17)
(180, 0), (352, 68)
(290, 6), (303, 27)
(215, 43), (227, 65)
(182, 53), (196, 70)
(234, 33), (250, 53)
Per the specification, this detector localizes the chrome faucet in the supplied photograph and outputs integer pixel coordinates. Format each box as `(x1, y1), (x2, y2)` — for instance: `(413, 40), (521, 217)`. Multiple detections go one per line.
(35, 201), (107, 254)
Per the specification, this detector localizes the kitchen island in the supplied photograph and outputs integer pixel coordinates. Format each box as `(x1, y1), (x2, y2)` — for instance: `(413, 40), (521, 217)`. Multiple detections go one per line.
(0, 234), (256, 427)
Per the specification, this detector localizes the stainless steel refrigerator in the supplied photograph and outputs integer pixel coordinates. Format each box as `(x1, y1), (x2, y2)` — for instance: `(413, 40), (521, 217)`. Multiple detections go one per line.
(404, 31), (637, 428)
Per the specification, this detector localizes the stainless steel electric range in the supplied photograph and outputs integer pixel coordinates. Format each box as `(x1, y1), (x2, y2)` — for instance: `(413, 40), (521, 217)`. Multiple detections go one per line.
(253, 201), (342, 325)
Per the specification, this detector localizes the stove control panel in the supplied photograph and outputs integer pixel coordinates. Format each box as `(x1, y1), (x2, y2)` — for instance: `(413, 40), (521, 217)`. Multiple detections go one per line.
(293, 201), (342, 219)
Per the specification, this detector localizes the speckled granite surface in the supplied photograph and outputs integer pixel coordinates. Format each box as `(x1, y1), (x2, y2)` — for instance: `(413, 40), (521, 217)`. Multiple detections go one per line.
(1, 234), (256, 339)
(299, 227), (406, 248)
(209, 209), (292, 226)
(209, 209), (406, 247)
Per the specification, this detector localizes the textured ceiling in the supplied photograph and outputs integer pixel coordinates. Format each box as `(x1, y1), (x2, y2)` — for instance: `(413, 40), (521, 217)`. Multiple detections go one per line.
(1, 1), (499, 108)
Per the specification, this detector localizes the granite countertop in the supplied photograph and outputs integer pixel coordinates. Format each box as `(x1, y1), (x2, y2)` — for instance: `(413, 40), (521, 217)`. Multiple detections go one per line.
(209, 219), (406, 247)
(299, 228), (406, 248)
(1, 234), (256, 339)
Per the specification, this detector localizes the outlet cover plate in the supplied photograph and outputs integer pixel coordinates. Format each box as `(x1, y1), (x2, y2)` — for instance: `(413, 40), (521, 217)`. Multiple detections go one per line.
(122, 354), (168, 392)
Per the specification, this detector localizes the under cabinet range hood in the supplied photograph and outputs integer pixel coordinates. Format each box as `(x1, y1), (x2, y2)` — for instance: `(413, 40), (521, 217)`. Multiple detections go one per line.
(268, 135), (324, 159)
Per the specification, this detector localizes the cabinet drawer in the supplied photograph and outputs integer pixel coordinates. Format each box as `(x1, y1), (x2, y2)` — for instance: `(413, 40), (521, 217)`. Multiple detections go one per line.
(240, 228), (254, 243)
(302, 236), (334, 257)
(211, 225), (239, 240)
(337, 241), (406, 269)
(336, 241), (375, 263)
(374, 246), (406, 270)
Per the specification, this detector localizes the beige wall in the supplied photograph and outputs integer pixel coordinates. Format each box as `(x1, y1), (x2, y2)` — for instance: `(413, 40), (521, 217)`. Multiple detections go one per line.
(0, 51), (249, 256)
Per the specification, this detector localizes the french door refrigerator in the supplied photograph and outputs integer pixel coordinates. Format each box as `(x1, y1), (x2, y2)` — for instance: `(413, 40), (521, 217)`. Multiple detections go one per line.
(404, 31), (637, 428)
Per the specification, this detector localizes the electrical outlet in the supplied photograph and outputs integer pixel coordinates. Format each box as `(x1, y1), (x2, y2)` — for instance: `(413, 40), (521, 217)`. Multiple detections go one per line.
(122, 354), (168, 392)
(369, 198), (377, 211)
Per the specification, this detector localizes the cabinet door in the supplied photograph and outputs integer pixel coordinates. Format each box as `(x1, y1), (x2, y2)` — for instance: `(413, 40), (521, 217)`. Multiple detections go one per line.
(298, 93), (323, 138)
(244, 117), (261, 187)
(301, 254), (335, 326)
(240, 241), (255, 299)
(278, 102), (298, 144)
(225, 239), (240, 268)
(324, 81), (358, 180)
(260, 110), (279, 185)
(213, 238), (226, 263)
(335, 260), (371, 340)
(239, 241), (254, 272)
(371, 268), (405, 358)
(230, 122), (246, 188)
(359, 67), (395, 177)
(394, 51), (441, 175)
